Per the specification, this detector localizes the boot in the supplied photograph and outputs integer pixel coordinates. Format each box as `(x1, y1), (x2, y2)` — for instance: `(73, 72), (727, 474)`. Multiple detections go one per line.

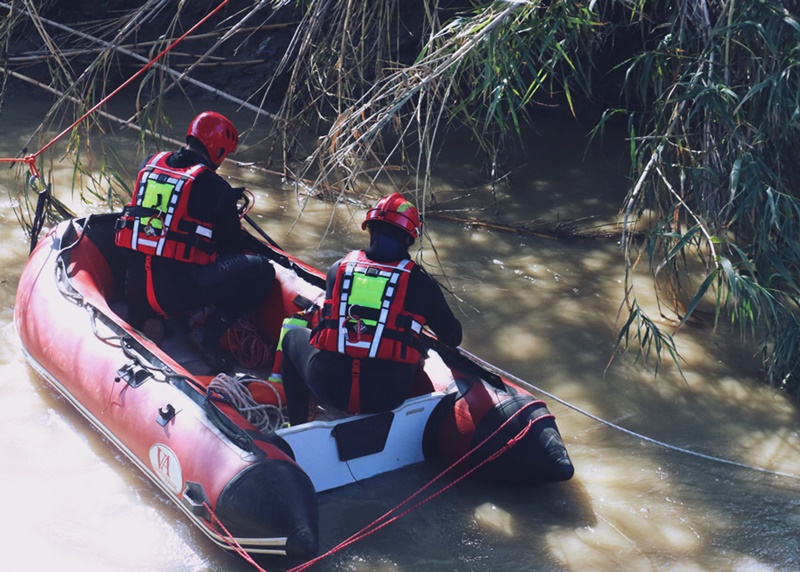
(142, 317), (166, 346)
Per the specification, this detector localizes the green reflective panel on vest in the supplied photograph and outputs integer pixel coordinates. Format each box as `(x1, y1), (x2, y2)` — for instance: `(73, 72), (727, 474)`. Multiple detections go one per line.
(277, 315), (308, 350)
(140, 179), (174, 230)
(349, 272), (388, 326)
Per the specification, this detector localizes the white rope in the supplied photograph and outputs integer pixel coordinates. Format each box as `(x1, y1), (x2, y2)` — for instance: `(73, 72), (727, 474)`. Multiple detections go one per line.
(454, 347), (800, 482)
(208, 373), (286, 433)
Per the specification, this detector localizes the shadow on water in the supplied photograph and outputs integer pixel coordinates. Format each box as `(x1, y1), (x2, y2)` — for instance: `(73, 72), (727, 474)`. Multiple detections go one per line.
(297, 464), (598, 572)
(419, 169), (800, 570)
(514, 302), (800, 569)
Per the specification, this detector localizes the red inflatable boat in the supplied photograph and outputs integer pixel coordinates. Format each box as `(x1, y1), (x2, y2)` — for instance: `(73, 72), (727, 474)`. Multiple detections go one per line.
(14, 212), (573, 560)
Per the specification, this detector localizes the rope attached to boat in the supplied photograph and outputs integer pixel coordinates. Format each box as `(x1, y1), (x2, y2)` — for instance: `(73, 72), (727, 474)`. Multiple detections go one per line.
(457, 347), (800, 482)
(286, 401), (543, 572)
(197, 400), (543, 572)
(0, 0), (233, 246)
(202, 501), (269, 572)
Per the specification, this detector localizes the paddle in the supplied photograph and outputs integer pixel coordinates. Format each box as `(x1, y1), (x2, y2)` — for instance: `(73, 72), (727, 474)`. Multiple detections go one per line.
(233, 186), (284, 251)
(244, 213), (283, 250)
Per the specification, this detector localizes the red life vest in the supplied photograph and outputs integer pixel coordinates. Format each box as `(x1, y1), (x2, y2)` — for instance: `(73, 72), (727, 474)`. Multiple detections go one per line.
(310, 250), (426, 364)
(115, 152), (217, 264)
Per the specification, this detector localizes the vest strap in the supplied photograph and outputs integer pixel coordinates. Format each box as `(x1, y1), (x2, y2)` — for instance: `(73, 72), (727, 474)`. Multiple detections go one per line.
(120, 205), (162, 219)
(348, 358), (361, 413)
(144, 255), (169, 318)
(120, 217), (216, 254)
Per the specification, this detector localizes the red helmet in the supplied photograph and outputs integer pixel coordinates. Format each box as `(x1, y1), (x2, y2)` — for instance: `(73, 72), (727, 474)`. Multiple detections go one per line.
(186, 111), (238, 167)
(362, 192), (421, 238)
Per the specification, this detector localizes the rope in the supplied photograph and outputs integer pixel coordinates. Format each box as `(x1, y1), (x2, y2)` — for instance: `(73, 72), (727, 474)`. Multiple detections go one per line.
(0, 152), (41, 180)
(287, 401), (542, 572)
(204, 377), (505, 570)
(208, 373), (285, 432)
(455, 347), (800, 482)
(225, 319), (273, 369)
(203, 501), (268, 572)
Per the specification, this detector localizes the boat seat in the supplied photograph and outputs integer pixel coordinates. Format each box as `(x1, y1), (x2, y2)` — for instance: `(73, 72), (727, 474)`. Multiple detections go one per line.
(278, 392), (445, 492)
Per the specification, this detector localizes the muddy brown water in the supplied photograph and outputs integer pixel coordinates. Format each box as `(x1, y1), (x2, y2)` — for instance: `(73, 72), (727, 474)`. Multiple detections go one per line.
(1, 97), (799, 572)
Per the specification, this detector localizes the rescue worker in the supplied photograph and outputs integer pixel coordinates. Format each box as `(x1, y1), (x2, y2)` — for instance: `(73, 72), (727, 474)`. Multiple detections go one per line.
(115, 110), (275, 371)
(281, 192), (462, 425)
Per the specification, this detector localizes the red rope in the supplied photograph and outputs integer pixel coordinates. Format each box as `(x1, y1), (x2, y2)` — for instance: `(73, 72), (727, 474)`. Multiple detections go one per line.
(203, 501), (269, 572)
(225, 319), (273, 369)
(192, 399), (548, 572)
(0, 154), (42, 182)
(0, 0), (231, 180)
(287, 400), (546, 572)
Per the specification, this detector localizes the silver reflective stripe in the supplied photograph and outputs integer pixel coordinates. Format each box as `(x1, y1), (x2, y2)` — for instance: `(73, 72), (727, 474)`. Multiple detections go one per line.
(369, 323), (384, 357)
(130, 219), (140, 249)
(337, 316), (347, 354)
(136, 238), (160, 248)
(337, 259), (358, 352)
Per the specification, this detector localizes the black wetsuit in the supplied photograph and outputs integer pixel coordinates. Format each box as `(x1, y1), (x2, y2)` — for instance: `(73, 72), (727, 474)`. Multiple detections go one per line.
(281, 234), (462, 425)
(122, 148), (275, 329)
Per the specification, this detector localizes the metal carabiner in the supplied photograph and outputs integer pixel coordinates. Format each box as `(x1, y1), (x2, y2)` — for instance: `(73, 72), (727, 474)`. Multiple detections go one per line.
(28, 174), (52, 254)
(29, 173), (46, 194)
(346, 304), (364, 341)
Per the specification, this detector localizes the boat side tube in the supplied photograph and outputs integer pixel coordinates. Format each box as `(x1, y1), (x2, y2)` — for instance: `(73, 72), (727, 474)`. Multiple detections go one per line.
(215, 459), (319, 558)
(16, 217), (322, 558)
(423, 378), (575, 484)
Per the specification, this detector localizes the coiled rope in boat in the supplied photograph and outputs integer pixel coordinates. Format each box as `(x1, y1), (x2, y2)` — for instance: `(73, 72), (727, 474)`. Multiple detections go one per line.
(208, 373), (285, 433)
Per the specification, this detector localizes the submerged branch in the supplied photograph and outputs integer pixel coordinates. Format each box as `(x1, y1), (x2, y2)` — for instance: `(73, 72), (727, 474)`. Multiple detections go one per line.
(426, 212), (626, 241)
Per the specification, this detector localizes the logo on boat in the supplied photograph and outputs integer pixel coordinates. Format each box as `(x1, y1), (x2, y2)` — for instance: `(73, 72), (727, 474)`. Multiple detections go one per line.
(149, 444), (183, 494)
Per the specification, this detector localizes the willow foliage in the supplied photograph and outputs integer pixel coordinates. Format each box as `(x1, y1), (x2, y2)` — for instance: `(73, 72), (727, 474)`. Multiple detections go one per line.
(280, 1), (604, 208)
(612, 0), (800, 395)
